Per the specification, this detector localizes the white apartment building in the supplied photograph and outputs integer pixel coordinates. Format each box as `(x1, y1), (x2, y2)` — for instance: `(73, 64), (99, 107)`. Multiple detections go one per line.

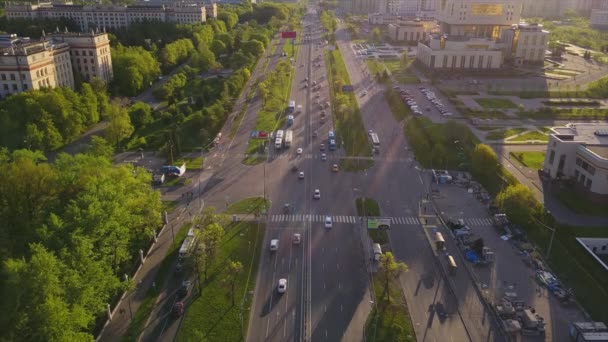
(5, 2), (208, 31)
(501, 23), (549, 64)
(388, 21), (431, 42)
(543, 123), (608, 195)
(0, 36), (74, 98)
(417, 35), (503, 69)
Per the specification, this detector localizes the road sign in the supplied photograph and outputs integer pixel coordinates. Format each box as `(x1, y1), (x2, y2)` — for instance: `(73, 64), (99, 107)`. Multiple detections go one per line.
(282, 31), (297, 39)
(367, 217), (391, 230)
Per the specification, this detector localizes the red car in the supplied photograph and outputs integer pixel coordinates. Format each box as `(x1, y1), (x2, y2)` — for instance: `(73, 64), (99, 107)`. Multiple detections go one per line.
(173, 302), (185, 317)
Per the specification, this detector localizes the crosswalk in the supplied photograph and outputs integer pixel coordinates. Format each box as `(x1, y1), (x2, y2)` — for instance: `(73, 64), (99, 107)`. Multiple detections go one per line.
(269, 214), (495, 226)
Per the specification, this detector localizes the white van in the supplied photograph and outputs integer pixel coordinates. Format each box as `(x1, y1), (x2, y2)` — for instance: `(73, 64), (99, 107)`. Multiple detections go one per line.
(270, 239), (279, 252)
(372, 243), (382, 262)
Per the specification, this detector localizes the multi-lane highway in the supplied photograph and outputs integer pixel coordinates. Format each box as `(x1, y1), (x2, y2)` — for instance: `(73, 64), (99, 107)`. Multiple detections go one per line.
(247, 8), (370, 342)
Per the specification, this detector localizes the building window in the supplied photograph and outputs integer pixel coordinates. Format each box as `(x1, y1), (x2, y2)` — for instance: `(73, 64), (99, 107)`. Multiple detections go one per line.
(10, 74), (15, 81)
(469, 56), (474, 68)
(478, 55), (484, 69)
(574, 170), (579, 179)
(460, 56), (465, 68)
(12, 84), (17, 91)
(0, 74), (5, 81)
(487, 56), (493, 68)
(22, 84), (28, 91)
(548, 150), (555, 164)
(585, 179), (592, 189)
(576, 157), (582, 166)
(442, 55), (448, 68)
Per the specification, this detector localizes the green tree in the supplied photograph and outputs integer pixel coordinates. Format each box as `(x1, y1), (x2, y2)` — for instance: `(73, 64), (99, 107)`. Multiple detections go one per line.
(211, 39), (227, 56)
(111, 44), (160, 96)
(191, 45), (217, 72)
(496, 184), (542, 226)
(105, 104), (134, 148)
(87, 136), (115, 159)
(471, 144), (499, 181)
(378, 252), (408, 300)
(372, 27), (381, 42)
(199, 223), (225, 280)
(128, 101), (153, 129)
(218, 11), (239, 30)
(223, 259), (243, 305)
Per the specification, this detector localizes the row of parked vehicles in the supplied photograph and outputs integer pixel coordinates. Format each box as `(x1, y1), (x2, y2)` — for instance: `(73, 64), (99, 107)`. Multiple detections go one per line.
(419, 86), (452, 117)
(393, 86), (423, 115)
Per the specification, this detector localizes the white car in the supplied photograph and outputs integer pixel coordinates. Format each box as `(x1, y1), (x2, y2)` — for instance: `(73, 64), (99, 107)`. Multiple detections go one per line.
(293, 233), (301, 245)
(298, 171), (305, 179)
(324, 216), (333, 228)
(277, 278), (287, 293)
(313, 189), (321, 199)
(321, 153), (327, 161)
(296, 148), (303, 155)
(270, 239), (279, 252)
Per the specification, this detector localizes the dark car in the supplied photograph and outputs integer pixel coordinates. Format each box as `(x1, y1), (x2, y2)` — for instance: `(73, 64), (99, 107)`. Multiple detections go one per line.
(179, 280), (192, 298)
(173, 302), (185, 317)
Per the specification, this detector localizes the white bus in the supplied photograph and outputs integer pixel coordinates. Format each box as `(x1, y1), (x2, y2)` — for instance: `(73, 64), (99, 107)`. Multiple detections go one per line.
(370, 132), (380, 153)
(179, 228), (197, 259)
(284, 130), (293, 147)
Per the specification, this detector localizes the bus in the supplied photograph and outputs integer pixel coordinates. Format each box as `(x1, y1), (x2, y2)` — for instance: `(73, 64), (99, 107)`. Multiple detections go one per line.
(179, 228), (197, 260)
(288, 100), (296, 113)
(370, 132), (380, 153)
(447, 255), (457, 275)
(435, 232), (445, 251)
(284, 130), (293, 148)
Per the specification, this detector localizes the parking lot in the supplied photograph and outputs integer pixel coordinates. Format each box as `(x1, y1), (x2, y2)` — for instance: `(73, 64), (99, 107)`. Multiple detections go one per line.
(351, 42), (408, 59)
(432, 178), (586, 341)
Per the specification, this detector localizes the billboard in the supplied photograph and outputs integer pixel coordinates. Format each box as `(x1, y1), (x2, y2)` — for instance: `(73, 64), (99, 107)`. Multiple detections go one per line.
(281, 31), (297, 39)
(471, 4), (503, 16)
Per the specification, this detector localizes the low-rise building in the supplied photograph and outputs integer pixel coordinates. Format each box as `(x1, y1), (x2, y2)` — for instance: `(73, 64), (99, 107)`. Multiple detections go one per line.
(543, 123), (608, 196)
(501, 23), (549, 65)
(387, 20), (430, 43)
(416, 35), (502, 70)
(5, 2), (208, 31)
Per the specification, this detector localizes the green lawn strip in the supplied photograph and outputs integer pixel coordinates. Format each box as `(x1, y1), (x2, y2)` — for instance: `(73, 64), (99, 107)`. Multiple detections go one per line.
(508, 131), (548, 142)
(162, 200), (179, 214)
(395, 74), (420, 84)
(541, 99), (600, 106)
(537, 126), (551, 134)
(485, 128), (527, 141)
(555, 187), (608, 217)
(161, 176), (191, 187)
(325, 48), (373, 172)
(518, 107), (608, 119)
(509, 151), (545, 169)
(366, 60), (386, 75)
(474, 98), (518, 109)
(384, 88), (411, 122)
(176, 222), (265, 341)
(123, 224), (191, 341)
(366, 277), (415, 342)
(174, 156), (204, 170)
(225, 197), (270, 215)
(355, 197), (381, 216)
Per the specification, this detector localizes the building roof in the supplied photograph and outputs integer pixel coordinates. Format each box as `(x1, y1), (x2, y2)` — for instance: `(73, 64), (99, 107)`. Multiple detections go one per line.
(551, 123), (608, 146)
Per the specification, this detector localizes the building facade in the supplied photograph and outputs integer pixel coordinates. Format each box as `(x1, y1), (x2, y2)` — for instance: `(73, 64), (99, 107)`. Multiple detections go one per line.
(0, 36), (73, 98)
(388, 21), (430, 42)
(5, 2), (208, 31)
(543, 123), (608, 195)
(590, 9), (608, 27)
(0, 32), (113, 98)
(417, 35), (503, 69)
(49, 31), (113, 83)
(501, 23), (549, 64)
(437, 0), (522, 39)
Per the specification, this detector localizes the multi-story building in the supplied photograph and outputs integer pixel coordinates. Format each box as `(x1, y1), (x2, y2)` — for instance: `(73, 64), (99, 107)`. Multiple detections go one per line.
(501, 23), (549, 64)
(417, 35), (503, 69)
(388, 20), (433, 43)
(0, 35), (73, 98)
(543, 123), (608, 197)
(49, 31), (113, 83)
(0, 31), (113, 99)
(341, 0), (376, 15)
(590, 9), (608, 27)
(372, 0), (437, 16)
(5, 2), (208, 31)
(436, 0), (522, 39)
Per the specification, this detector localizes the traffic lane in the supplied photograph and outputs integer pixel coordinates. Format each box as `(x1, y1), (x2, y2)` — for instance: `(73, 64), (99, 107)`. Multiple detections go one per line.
(388, 222), (470, 342)
(308, 221), (368, 340)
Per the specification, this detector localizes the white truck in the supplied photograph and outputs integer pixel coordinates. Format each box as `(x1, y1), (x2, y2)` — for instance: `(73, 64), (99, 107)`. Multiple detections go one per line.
(275, 130), (284, 149)
(284, 130), (293, 148)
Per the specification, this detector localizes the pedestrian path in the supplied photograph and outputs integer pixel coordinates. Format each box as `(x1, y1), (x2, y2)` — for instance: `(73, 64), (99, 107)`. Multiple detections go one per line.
(268, 214), (495, 226)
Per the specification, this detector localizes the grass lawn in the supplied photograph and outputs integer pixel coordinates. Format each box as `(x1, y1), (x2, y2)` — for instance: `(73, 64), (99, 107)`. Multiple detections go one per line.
(366, 60), (386, 76)
(161, 200), (179, 214)
(355, 197), (381, 216)
(384, 89), (411, 122)
(508, 131), (549, 142)
(176, 222), (265, 341)
(509, 151), (546, 169)
(174, 156), (204, 170)
(366, 277), (415, 342)
(475, 98), (518, 109)
(124, 223), (190, 341)
(555, 187), (608, 217)
(225, 197), (270, 215)
(485, 128), (527, 141)
(325, 49), (373, 171)
(161, 176), (189, 187)
(385, 59), (420, 84)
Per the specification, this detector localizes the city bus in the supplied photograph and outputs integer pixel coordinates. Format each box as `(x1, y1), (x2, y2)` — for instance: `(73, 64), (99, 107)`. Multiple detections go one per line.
(370, 132), (380, 153)
(435, 232), (445, 251)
